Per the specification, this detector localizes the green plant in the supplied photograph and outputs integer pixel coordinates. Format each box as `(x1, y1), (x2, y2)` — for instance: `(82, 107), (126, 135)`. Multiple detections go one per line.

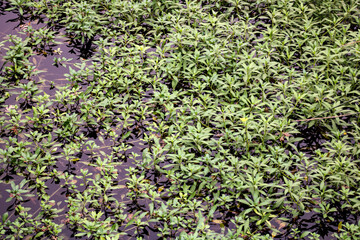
(1, 0), (360, 239)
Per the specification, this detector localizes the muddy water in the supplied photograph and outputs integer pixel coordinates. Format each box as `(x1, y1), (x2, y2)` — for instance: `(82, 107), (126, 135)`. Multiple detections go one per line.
(0, 9), (148, 239)
(0, 11), (72, 238)
(0, 10), (98, 239)
(0, 10), (24, 223)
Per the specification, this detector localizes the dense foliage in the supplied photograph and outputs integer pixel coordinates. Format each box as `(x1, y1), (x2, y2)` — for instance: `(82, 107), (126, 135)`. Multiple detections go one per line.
(1, 0), (360, 239)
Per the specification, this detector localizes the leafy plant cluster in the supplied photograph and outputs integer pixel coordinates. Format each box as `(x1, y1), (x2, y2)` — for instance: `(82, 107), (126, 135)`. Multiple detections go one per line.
(1, 0), (360, 239)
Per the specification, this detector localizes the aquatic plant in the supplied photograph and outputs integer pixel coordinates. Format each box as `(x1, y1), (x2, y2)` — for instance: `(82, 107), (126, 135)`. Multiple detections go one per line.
(0, 0), (360, 239)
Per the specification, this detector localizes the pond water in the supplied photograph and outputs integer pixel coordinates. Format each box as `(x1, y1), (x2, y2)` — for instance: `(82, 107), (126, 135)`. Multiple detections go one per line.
(0, 10), (154, 239)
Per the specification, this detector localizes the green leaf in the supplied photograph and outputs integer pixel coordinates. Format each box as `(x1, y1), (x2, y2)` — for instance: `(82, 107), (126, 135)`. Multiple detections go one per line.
(121, 131), (131, 140)
(300, 231), (311, 238)
(2, 212), (8, 223)
(208, 204), (218, 218)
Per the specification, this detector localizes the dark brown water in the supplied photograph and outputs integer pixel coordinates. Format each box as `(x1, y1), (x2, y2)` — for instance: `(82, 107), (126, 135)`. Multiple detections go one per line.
(0, 11), (147, 239)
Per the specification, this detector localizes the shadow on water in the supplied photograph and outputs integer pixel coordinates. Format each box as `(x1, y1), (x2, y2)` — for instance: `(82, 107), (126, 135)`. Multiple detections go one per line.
(295, 124), (329, 155)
